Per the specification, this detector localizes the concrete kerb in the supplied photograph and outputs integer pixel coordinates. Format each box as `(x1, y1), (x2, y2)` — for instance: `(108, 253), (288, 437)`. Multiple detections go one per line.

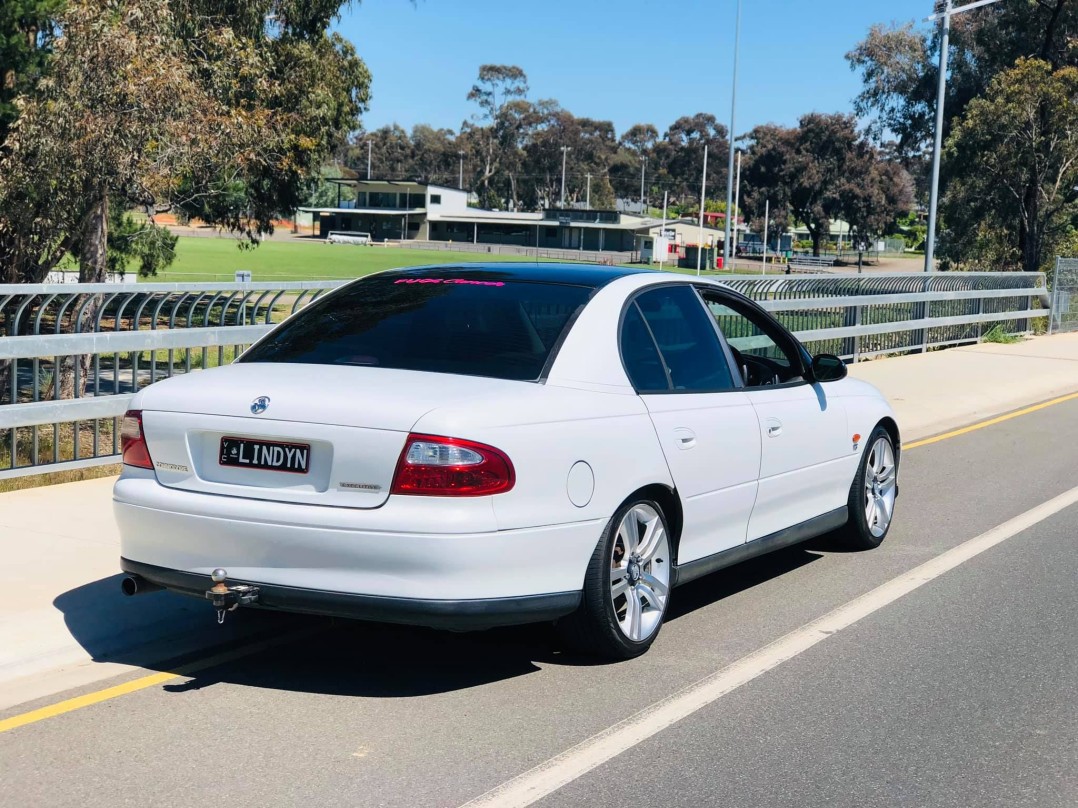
(848, 332), (1078, 442)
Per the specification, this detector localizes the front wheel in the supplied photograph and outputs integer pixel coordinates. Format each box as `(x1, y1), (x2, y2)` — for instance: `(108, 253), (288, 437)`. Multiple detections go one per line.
(557, 499), (672, 660)
(839, 426), (898, 550)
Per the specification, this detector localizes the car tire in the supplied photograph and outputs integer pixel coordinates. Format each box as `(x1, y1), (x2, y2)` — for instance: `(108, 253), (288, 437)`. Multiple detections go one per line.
(557, 498), (673, 660)
(838, 425), (898, 550)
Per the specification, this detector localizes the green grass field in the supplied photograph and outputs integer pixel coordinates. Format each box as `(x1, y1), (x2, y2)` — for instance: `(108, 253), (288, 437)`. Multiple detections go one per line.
(51, 234), (759, 282)
(138, 237), (567, 283)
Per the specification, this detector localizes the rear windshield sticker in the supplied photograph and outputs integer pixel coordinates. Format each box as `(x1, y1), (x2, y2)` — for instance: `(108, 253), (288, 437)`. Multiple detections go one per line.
(393, 278), (505, 286)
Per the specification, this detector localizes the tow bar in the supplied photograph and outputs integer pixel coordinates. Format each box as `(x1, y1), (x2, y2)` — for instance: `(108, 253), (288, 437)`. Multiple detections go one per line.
(205, 568), (260, 624)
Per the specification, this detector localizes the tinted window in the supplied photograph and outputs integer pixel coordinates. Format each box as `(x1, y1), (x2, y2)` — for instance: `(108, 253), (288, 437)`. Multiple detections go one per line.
(620, 304), (668, 392)
(705, 300), (793, 368)
(701, 293), (805, 387)
(634, 286), (735, 392)
(241, 276), (591, 382)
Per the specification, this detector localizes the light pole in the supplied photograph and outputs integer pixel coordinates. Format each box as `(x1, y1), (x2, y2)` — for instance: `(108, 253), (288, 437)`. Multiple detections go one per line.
(733, 149), (742, 259)
(585, 173), (592, 209)
(924, 0), (1003, 272)
(367, 140), (372, 180)
(560, 146), (571, 207)
(697, 144), (709, 276)
(458, 150), (465, 189)
(723, 0), (742, 269)
(761, 199), (770, 276)
(640, 155), (648, 213)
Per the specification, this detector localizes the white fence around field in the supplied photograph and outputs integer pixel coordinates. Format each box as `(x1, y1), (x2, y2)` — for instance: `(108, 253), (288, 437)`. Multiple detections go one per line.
(0, 271), (1050, 478)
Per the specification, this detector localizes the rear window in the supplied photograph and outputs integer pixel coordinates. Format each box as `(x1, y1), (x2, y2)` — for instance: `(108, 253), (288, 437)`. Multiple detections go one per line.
(239, 275), (592, 381)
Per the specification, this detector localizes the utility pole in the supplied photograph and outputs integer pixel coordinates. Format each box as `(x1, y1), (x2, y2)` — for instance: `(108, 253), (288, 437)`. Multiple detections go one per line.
(585, 173), (592, 209)
(560, 146), (571, 207)
(659, 190), (669, 272)
(924, 0), (1004, 272)
(723, 0), (742, 269)
(696, 144), (709, 277)
(458, 150), (465, 189)
(367, 140), (372, 180)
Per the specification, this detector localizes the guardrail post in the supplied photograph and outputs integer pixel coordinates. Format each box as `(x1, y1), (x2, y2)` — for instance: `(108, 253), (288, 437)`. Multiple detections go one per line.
(1048, 258), (1059, 336)
(842, 301), (857, 360)
(919, 275), (930, 353)
(853, 303), (862, 363)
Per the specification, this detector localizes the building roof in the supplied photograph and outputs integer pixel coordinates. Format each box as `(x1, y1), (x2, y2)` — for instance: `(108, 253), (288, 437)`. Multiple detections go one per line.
(325, 178), (467, 193)
(643, 217), (726, 230)
(434, 214), (643, 230)
(297, 207), (426, 215)
(300, 202), (669, 231)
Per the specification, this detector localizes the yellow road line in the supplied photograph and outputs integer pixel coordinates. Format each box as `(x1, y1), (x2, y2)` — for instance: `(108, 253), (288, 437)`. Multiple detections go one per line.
(5, 390), (1078, 734)
(0, 628), (317, 734)
(904, 391), (1078, 450)
(0, 672), (178, 733)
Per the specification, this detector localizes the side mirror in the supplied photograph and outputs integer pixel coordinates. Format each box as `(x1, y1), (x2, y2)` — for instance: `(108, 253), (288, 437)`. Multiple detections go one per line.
(811, 353), (847, 382)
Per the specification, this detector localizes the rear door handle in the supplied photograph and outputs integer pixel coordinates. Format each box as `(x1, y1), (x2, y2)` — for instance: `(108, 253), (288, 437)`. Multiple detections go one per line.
(673, 427), (697, 450)
(765, 418), (783, 437)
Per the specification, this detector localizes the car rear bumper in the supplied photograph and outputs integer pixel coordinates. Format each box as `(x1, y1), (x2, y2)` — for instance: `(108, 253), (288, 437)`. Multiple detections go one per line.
(121, 558), (580, 629)
(113, 476), (602, 627)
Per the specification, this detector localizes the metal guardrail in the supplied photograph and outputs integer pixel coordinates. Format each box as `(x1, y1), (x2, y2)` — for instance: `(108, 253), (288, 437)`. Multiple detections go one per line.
(0, 271), (1049, 478)
(0, 281), (343, 479)
(720, 272), (1049, 361)
(1049, 257), (1078, 335)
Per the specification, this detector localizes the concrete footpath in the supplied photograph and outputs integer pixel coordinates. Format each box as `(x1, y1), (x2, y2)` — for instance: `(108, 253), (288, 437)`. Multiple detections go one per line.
(2, 332), (1078, 710)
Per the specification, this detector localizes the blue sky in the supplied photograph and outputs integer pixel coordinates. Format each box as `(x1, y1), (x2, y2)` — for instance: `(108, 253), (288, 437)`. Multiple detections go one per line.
(335, 0), (933, 138)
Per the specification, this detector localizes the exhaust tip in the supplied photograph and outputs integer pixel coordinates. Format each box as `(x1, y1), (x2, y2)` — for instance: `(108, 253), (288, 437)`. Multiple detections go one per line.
(121, 575), (162, 596)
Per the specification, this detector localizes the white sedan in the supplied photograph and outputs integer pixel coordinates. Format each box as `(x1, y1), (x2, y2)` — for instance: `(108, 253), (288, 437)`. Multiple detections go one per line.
(115, 263), (900, 659)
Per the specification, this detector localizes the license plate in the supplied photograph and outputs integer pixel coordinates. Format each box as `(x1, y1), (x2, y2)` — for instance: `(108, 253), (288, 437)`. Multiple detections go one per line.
(219, 437), (311, 474)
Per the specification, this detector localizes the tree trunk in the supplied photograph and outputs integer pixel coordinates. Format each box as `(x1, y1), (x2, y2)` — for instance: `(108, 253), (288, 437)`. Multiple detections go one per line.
(54, 195), (108, 400)
(1040, 0), (1067, 68)
(482, 138), (495, 200)
(1020, 178), (1040, 273)
(508, 172), (518, 211)
(809, 225), (822, 257)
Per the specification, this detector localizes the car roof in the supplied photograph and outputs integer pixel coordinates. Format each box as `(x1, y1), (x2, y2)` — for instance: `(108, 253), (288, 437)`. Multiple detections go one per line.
(376, 262), (652, 289)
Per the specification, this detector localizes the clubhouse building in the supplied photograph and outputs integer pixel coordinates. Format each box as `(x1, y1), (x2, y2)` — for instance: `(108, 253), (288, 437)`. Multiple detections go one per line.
(299, 179), (691, 254)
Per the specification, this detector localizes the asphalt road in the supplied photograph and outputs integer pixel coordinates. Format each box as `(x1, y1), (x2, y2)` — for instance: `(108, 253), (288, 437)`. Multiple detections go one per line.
(1, 398), (1077, 808)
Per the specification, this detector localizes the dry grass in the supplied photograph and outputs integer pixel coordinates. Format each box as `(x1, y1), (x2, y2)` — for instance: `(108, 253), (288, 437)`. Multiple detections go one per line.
(0, 463), (121, 493)
(1, 419), (120, 492)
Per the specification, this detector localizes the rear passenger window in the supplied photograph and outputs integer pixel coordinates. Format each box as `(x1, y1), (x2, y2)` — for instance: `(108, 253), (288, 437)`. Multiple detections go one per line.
(630, 286), (735, 393)
(621, 304), (669, 392)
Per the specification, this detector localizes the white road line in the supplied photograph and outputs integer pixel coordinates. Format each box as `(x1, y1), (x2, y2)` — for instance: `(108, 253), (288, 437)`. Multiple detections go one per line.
(460, 484), (1078, 808)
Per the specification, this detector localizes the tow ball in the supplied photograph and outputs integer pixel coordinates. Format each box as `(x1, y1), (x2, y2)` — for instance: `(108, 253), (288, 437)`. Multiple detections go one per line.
(205, 568), (260, 624)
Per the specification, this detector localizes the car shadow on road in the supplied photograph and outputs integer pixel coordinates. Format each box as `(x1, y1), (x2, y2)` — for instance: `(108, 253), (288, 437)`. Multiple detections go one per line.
(665, 543), (825, 621)
(51, 574), (324, 671)
(52, 542), (829, 700)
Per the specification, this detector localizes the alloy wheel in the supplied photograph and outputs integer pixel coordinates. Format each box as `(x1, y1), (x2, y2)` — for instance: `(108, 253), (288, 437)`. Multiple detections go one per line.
(864, 436), (897, 538)
(609, 503), (671, 642)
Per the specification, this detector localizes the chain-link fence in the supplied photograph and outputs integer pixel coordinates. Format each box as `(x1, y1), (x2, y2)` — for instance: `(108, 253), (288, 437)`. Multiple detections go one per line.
(1049, 258), (1078, 334)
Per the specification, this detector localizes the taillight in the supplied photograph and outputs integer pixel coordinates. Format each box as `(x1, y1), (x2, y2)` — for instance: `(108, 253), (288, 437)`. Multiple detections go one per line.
(120, 410), (153, 469)
(391, 433), (515, 496)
